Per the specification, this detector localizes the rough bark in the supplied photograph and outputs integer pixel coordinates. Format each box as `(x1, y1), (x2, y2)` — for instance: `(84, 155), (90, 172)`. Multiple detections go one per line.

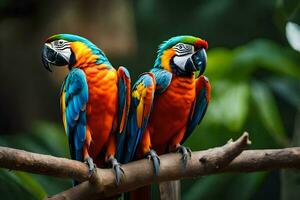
(1, 132), (300, 200)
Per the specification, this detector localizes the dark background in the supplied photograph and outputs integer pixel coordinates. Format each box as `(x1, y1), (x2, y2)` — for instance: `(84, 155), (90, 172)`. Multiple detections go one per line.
(0, 0), (300, 199)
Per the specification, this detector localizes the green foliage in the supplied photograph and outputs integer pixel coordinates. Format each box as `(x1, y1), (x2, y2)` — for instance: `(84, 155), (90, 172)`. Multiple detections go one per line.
(183, 172), (267, 200)
(0, 122), (71, 200)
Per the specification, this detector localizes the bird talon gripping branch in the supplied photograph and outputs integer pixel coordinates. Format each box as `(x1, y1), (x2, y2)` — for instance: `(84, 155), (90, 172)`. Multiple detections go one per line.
(108, 157), (125, 185)
(84, 157), (96, 178)
(146, 149), (160, 176)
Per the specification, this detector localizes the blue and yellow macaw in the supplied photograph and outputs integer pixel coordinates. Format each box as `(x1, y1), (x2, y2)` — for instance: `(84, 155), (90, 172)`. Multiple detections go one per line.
(41, 34), (131, 185)
(122, 35), (211, 199)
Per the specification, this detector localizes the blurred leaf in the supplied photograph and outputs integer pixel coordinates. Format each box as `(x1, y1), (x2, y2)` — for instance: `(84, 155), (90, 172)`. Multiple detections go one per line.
(13, 171), (47, 200)
(229, 172), (268, 200)
(277, 0), (300, 23)
(0, 121), (71, 196)
(267, 77), (300, 107)
(207, 80), (250, 131)
(183, 173), (267, 200)
(281, 170), (300, 200)
(205, 48), (234, 79)
(232, 40), (300, 78)
(286, 22), (300, 52)
(251, 81), (288, 146)
(0, 169), (41, 200)
(183, 174), (234, 200)
(31, 121), (69, 157)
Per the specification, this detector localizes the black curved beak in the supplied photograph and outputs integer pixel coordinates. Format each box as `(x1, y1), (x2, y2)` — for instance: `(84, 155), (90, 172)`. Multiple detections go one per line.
(41, 44), (69, 72)
(185, 48), (207, 74)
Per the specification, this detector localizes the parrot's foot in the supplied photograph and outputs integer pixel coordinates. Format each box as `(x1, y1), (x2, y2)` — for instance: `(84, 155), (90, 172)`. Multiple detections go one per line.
(176, 145), (192, 168)
(108, 157), (124, 185)
(84, 157), (96, 177)
(146, 149), (160, 176)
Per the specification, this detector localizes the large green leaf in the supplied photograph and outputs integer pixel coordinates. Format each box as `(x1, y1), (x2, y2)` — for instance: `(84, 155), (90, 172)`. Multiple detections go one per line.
(251, 81), (288, 146)
(231, 40), (300, 78)
(207, 80), (250, 132)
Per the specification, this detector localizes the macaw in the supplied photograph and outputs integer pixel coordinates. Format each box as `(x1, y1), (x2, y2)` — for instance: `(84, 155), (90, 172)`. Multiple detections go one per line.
(122, 35), (211, 199)
(41, 34), (131, 185)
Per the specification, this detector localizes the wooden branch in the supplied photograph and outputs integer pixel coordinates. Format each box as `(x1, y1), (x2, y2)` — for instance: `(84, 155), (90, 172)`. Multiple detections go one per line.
(48, 132), (251, 200)
(0, 146), (90, 182)
(0, 132), (299, 200)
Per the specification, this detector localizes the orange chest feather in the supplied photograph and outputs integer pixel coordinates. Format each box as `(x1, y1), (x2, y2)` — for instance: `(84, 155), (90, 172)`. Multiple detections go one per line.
(83, 66), (118, 116)
(149, 76), (196, 131)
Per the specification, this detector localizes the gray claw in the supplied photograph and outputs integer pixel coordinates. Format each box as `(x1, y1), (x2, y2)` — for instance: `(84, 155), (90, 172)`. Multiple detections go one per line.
(109, 158), (124, 185)
(84, 157), (96, 177)
(146, 150), (160, 176)
(176, 146), (192, 168)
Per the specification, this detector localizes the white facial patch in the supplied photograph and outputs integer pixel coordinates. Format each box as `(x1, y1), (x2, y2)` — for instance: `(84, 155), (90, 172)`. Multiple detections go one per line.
(51, 39), (71, 62)
(174, 43), (194, 56)
(173, 54), (192, 71)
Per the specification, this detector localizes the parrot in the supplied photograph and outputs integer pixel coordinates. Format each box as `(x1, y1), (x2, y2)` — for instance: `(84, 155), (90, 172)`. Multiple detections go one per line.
(41, 34), (131, 185)
(122, 35), (211, 199)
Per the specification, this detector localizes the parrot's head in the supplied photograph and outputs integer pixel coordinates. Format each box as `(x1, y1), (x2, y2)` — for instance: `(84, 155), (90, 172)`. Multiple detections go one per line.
(154, 35), (208, 76)
(41, 34), (111, 72)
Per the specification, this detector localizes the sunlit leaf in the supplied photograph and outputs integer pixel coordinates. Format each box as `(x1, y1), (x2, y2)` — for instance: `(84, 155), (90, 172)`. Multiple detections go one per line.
(286, 22), (300, 52)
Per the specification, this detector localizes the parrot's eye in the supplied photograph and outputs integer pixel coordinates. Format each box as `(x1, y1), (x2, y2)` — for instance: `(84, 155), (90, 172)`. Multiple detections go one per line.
(58, 40), (64, 45)
(52, 40), (70, 50)
(174, 43), (193, 56)
(178, 44), (184, 49)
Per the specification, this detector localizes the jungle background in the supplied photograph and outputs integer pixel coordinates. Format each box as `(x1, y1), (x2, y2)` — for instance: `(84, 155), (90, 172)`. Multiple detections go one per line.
(0, 0), (300, 199)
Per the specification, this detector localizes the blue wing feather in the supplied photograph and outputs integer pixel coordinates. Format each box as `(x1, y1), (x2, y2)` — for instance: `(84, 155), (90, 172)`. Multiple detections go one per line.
(115, 67), (131, 161)
(60, 68), (88, 162)
(181, 76), (210, 144)
(122, 73), (155, 163)
(150, 68), (172, 93)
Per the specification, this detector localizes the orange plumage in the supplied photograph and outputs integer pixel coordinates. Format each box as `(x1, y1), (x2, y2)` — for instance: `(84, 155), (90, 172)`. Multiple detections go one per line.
(42, 34), (131, 185)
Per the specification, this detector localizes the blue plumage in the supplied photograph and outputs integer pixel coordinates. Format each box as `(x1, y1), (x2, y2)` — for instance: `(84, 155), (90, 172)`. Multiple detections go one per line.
(116, 67), (131, 161)
(60, 68), (88, 162)
(150, 68), (172, 93)
(122, 73), (155, 163)
(182, 85), (209, 144)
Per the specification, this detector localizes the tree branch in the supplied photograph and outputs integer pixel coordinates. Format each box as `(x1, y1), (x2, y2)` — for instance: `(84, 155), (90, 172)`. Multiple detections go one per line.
(0, 132), (300, 200)
(0, 146), (90, 182)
